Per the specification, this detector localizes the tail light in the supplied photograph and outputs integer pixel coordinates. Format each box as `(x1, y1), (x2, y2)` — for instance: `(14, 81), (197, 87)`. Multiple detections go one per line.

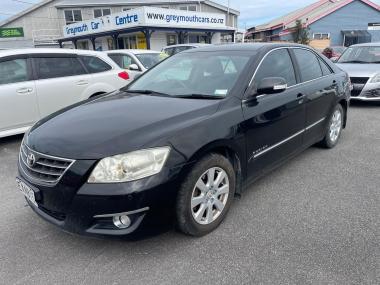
(118, 71), (130, 80)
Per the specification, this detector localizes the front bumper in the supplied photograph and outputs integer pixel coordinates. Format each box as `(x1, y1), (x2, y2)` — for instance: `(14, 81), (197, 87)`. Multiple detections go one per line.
(18, 160), (180, 236)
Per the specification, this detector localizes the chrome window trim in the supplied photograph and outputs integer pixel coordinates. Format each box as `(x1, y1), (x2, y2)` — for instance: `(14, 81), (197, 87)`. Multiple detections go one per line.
(251, 117), (326, 159)
(248, 46), (334, 95)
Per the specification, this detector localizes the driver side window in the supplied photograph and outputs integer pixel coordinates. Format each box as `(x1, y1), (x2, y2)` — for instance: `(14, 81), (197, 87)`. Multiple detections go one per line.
(255, 49), (297, 87)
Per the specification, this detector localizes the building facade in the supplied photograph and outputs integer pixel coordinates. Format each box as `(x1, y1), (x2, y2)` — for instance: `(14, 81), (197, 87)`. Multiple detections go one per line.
(0, 0), (239, 50)
(246, 0), (380, 48)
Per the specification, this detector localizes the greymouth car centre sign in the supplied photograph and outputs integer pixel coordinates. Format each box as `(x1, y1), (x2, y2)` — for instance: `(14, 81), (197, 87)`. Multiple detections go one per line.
(63, 7), (227, 38)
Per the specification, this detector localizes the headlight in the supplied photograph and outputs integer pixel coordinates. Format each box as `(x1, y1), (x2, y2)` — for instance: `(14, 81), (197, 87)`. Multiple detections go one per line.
(370, 73), (380, 83)
(88, 147), (170, 183)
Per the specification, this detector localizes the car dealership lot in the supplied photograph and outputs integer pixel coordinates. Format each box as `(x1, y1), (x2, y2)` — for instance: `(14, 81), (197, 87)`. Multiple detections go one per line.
(0, 103), (379, 284)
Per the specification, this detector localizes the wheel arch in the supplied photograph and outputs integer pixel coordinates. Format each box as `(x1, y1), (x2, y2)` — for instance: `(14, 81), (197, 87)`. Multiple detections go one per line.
(89, 91), (107, 98)
(338, 99), (348, 128)
(180, 140), (245, 195)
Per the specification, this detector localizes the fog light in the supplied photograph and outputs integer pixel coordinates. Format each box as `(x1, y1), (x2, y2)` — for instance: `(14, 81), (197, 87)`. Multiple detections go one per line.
(113, 215), (131, 229)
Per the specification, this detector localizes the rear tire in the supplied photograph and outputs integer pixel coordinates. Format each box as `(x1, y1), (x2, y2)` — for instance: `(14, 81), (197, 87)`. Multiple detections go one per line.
(320, 104), (344, 148)
(176, 153), (235, 236)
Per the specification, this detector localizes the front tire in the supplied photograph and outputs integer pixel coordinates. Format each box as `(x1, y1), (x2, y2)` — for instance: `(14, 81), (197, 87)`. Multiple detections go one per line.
(176, 153), (236, 236)
(320, 104), (344, 148)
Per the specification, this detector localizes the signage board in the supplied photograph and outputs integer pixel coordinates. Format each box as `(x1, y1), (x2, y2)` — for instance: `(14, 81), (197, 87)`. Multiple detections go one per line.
(0, 27), (24, 38)
(63, 7), (228, 38)
(368, 23), (380, 30)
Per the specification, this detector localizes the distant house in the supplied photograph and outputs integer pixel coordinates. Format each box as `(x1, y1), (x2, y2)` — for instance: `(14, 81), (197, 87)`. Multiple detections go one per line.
(246, 0), (380, 48)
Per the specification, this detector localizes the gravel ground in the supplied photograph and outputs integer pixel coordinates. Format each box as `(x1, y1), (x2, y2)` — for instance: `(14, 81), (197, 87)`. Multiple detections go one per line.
(0, 102), (379, 285)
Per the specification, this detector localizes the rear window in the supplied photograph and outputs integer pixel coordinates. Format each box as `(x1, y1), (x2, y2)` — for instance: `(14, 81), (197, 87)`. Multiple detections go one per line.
(80, 56), (112, 73)
(0, 58), (28, 85)
(35, 57), (86, 80)
(135, 53), (162, 69)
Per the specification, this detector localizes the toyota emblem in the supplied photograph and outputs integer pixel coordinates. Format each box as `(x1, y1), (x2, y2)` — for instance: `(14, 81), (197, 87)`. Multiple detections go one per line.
(27, 153), (36, 167)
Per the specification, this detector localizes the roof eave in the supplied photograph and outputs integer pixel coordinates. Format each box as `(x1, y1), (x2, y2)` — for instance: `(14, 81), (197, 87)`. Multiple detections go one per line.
(0, 0), (55, 27)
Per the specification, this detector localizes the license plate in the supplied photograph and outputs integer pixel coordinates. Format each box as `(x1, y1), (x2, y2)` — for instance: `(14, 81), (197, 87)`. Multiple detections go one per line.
(16, 178), (38, 208)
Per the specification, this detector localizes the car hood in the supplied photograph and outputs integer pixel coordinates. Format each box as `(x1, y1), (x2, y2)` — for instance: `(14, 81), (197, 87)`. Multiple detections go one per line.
(26, 91), (221, 159)
(336, 63), (380, 78)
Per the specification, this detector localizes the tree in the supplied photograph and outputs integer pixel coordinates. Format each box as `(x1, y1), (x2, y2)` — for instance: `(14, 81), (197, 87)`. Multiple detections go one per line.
(292, 20), (310, 45)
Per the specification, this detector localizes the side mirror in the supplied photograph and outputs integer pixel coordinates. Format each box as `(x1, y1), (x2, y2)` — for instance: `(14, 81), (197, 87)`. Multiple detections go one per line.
(257, 77), (287, 95)
(128, 63), (140, 71)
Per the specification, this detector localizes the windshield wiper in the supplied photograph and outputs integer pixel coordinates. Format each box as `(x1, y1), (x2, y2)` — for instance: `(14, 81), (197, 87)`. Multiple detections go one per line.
(175, 94), (225, 100)
(123, 89), (171, 97)
(339, 60), (369, 64)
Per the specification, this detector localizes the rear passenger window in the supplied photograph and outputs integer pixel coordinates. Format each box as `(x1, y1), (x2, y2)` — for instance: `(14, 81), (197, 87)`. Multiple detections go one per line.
(293, 49), (323, 82)
(35, 57), (86, 79)
(319, 58), (333, 76)
(254, 49), (297, 87)
(80, 56), (112, 73)
(0, 58), (28, 85)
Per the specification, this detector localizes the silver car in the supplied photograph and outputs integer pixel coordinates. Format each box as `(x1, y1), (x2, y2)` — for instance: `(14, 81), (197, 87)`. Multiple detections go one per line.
(336, 43), (380, 102)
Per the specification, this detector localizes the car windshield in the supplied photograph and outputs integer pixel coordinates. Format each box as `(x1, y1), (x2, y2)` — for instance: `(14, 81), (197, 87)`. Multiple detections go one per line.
(338, 46), (380, 63)
(127, 51), (251, 98)
(135, 53), (162, 69)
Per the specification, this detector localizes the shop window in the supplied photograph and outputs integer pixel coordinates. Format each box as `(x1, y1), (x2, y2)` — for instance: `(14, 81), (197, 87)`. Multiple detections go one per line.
(313, 33), (330, 40)
(94, 8), (111, 18)
(167, 35), (177, 46)
(64, 10), (82, 24)
(179, 5), (197, 11)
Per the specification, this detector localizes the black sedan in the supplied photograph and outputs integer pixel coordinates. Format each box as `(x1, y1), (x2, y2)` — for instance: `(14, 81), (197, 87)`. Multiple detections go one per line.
(17, 43), (350, 237)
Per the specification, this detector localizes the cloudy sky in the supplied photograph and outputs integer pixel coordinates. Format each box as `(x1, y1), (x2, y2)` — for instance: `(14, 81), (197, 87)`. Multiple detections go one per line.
(1, 0), (380, 28)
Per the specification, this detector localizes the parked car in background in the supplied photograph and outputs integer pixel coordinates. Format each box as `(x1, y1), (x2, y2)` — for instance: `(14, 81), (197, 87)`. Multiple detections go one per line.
(0, 48), (130, 138)
(162, 43), (210, 56)
(106, 49), (163, 80)
(17, 44), (350, 237)
(322, 46), (346, 61)
(336, 43), (380, 101)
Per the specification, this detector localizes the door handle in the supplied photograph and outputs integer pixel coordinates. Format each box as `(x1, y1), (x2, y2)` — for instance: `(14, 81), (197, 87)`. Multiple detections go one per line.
(297, 93), (306, 98)
(17, 87), (33, 94)
(76, 80), (89, 86)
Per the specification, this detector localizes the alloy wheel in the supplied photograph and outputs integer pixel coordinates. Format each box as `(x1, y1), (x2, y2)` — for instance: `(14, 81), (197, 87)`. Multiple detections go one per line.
(329, 109), (342, 143)
(190, 167), (230, 225)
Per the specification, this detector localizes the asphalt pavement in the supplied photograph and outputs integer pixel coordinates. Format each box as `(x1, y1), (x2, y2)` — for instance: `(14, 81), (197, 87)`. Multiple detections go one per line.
(0, 102), (379, 285)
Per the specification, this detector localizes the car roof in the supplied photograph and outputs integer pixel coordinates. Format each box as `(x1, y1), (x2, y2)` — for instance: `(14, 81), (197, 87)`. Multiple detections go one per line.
(106, 49), (161, 55)
(351, 42), (380, 47)
(162, 43), (210, 49)
(180, 43), (310, 53)
(0, 48), (106, 57)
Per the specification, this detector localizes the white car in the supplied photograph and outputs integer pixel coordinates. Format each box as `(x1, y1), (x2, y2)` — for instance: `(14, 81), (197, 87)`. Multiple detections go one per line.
(106, 49), (163, 80)
(161, 44), (210, 56)
(0, 48), (131, 138)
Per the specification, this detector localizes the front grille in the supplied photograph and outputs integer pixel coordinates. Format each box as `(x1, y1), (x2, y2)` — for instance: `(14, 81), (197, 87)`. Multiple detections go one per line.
(350, 77), (369, 84)
(19, 142), (74, 186)
(351, 89), (362, 97)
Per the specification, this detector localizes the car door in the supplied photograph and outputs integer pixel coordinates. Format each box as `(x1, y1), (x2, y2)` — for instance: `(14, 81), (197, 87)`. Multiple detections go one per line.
(33, 55), (92, 118)
(242, 48), (306, 182)
(291, 48), (338, 146)
(0, 56), (39, 134)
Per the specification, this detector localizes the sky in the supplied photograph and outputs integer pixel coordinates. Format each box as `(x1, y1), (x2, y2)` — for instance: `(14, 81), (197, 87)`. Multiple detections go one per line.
(1, 0), (380, 29)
